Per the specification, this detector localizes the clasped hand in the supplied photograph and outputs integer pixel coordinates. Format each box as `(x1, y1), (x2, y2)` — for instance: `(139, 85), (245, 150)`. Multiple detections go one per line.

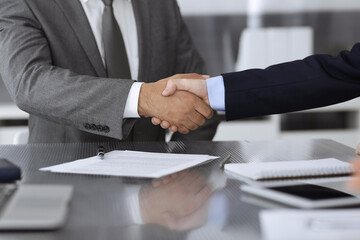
(139, 170), (211, 231)
(138, 74), (212, 134)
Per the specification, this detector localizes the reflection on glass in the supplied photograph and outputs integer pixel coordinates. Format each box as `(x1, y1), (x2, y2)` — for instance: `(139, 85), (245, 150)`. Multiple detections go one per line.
(139, 170), (212, 231)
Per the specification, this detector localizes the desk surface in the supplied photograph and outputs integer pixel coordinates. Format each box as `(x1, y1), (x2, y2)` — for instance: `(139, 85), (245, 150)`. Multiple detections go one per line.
(0, 139), (356, 240)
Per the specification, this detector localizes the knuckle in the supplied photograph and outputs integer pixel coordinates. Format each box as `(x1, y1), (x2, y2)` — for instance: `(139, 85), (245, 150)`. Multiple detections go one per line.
(190, 124), (198, 131)
(205, 108), (213, 118)
(179, 127), (189, 134)
(197, 116), (206, 126)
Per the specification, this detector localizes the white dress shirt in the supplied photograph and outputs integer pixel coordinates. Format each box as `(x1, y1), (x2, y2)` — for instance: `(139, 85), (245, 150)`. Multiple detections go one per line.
(206, 76), (226, 111)
(79, 0), (143, 118)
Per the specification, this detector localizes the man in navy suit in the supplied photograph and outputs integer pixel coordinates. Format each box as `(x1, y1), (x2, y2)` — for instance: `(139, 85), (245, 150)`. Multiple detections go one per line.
(155, 42), (360, 132)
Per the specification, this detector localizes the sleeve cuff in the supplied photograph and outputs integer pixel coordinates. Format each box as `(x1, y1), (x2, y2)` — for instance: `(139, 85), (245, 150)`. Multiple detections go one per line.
(124, 186), (144, 224)
(123, 82), (144, 118)
(206, 76), (225, 111)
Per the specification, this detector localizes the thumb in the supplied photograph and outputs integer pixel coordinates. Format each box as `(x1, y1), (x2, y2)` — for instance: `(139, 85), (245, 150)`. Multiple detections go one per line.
(162, 79), (190, 96)
(162, 79), (179, 96)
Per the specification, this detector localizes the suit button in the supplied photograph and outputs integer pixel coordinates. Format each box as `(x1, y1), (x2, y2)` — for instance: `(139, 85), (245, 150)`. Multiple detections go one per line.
(84, 123), (91, 130)
(91, 124), (97, 131)
(103, 126), (110, 133)
(97, 125), (103, 132)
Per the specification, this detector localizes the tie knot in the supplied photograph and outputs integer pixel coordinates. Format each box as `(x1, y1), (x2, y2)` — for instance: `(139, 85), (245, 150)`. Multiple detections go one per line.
(102, 0), (113, 6)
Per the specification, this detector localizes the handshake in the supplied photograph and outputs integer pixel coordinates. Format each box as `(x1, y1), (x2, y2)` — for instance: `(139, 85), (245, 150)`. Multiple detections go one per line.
(138, 73), (211, 134)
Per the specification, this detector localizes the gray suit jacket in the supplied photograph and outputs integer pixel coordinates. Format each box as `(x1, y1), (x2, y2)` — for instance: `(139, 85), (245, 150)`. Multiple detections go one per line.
(0, 0), (219, 143)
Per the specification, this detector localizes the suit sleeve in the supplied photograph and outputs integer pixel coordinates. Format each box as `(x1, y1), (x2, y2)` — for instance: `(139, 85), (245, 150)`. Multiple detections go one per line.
(171, 1), (220, 141)
(0, 0), (134, 140)
(222, 43), (360, 120)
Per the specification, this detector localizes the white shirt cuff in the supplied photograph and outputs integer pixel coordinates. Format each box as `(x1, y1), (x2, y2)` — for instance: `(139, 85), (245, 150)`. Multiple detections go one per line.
(124, 82), (144, 118)
(206, 76), (225, 111)
(124, 186), (144, 224)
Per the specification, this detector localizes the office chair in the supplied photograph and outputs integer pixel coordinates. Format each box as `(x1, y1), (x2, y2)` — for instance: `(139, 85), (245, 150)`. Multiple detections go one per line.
(13, 130), (29, 144)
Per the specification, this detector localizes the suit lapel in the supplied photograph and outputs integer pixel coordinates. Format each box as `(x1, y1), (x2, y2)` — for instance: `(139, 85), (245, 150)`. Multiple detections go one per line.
(132, 0), (151, 83)
(53, 0), (107, 77)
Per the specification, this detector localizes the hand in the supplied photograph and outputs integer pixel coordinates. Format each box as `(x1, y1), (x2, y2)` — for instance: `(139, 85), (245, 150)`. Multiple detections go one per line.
(140, 170), (211, 230)
(151, 77), (210, 132)
(348, 160), (360, 191)
(162, 78), (209, 104)
(138, 74), (213, 134)
(152, 170), (188, 187)
(347, 144), (360, 191)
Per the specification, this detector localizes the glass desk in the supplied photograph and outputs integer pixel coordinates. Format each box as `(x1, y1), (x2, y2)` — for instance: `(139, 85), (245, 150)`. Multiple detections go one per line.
(0, 139), (356, 240)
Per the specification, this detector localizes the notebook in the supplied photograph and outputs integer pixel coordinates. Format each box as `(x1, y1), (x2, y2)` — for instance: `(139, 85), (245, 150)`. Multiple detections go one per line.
(224, 158), (353, 180)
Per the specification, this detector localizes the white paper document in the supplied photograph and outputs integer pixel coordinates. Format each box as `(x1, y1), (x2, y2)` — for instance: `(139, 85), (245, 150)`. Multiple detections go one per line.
(40, 150), (218, 178)
(260, 209), (360, 240)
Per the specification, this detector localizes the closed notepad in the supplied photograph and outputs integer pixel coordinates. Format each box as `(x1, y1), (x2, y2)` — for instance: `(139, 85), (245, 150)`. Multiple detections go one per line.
(224, 158), (353, 180)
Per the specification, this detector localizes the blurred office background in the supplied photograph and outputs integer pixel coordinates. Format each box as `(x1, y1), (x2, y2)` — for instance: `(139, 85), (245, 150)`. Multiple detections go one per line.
(1, 0), (360, 147)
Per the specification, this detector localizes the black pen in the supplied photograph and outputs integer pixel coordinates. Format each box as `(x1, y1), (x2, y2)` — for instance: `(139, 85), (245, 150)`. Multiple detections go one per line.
(219, 155), (231, 169)
(97, 146), (105, 160)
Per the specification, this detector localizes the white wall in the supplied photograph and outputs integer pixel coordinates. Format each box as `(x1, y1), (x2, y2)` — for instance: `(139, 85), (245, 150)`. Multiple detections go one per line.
(178, 0), (360, 16)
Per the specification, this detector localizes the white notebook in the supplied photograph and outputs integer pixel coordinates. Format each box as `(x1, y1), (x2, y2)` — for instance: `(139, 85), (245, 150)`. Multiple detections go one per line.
(224, 158), (354, 180)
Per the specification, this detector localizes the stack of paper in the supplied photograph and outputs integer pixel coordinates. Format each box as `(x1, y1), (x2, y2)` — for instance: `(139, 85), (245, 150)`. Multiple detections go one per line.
(40, 150), (218, 178)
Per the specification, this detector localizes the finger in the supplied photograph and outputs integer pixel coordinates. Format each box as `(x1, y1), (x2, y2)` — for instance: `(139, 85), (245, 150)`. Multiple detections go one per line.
(356, 144), (360, 156)
(178, 126), (190, 134)
(347, 161), (360, 191)
(170, 125), (178, 132)
(194, 99), (213, 119)
(178, 169), (190, 177)
(352, 160), (360, 171)
(180, 171), (199, 186)
(152, 117), (161, 125)
(176, 118), (198, 132)
(172, 170), (189, 182)
(152, 178), (161, 187)
(189, 175), (208, 195)
(173, 169), (195, 187)
(182, 119), (198, 131)
(195, 185), (212, 203)
(162, 176), (172, 185)
(163, 78), (195, 96)
(162, 79), (179, 96)
(188, 111), (206, 127)
(160, 121), (170, 129)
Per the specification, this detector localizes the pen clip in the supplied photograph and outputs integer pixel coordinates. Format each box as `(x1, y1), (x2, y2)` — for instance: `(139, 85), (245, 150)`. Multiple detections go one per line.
(97, 146), (105, 160)
(219, 155), (231, 169)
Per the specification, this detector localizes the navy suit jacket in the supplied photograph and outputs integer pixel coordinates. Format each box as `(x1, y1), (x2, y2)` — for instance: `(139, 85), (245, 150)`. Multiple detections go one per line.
(222, 43), (360, 120)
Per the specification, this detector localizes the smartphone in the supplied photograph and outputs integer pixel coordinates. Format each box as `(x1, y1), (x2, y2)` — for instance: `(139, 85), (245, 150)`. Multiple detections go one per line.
(241, 182), (360, 209)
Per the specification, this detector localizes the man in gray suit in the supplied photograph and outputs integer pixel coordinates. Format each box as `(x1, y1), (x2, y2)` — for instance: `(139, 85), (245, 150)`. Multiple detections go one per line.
(0, 0), (218, 143)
